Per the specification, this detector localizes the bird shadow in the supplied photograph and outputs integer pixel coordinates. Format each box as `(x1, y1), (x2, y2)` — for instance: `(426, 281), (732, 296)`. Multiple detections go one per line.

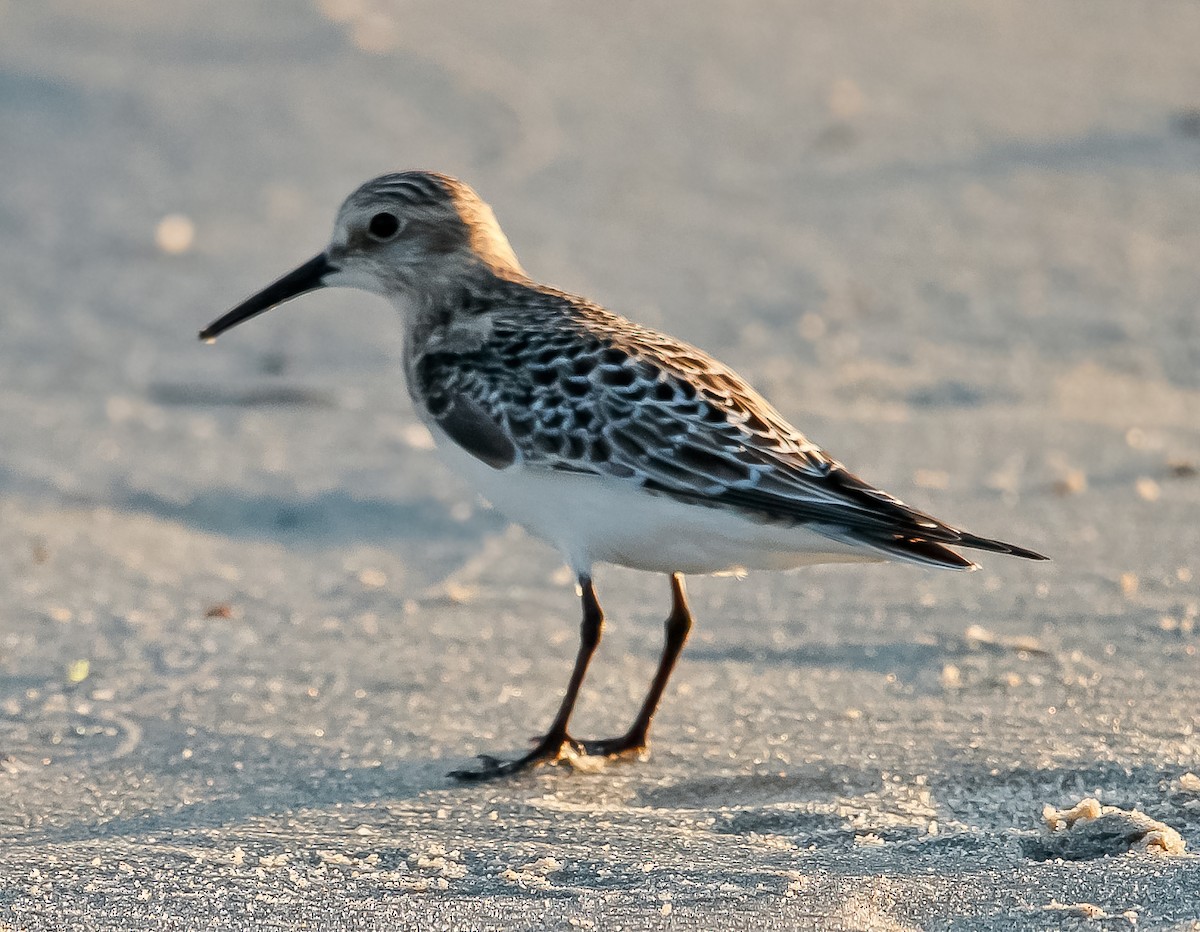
(108, 483), (505, 548)
(2, 718), (457, 849)
(0, 459), (501, 548)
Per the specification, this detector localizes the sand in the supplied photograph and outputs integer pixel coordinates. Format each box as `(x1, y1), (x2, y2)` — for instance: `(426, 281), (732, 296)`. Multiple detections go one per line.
(1, 1), (1199, 928)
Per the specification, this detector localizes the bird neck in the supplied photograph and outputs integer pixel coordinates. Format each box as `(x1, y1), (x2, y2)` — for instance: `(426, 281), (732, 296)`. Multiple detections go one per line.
(452, 194), (526, 281)
(398, 266), (508, 356)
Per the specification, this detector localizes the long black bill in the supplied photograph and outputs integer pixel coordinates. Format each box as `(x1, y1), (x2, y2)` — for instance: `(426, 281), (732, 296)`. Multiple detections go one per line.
(198, 253), (335, 341)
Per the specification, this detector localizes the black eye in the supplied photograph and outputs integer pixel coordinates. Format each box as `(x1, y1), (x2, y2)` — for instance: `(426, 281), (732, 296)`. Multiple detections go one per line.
(368, 212), (401, 239)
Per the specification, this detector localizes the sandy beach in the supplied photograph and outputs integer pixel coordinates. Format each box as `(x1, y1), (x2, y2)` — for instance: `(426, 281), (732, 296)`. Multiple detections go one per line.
(1, 2), (1199, 928)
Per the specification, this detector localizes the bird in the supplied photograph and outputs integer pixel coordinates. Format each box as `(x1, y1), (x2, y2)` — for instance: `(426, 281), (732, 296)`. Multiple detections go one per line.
(199, 170), (1047, 781)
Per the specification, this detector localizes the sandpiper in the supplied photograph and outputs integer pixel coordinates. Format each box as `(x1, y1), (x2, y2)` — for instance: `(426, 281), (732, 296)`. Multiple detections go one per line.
(200, 171), (1046, 781)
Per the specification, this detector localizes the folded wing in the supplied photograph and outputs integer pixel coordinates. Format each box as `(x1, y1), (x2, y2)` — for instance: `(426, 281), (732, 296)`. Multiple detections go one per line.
(414, 305), (1047, 570)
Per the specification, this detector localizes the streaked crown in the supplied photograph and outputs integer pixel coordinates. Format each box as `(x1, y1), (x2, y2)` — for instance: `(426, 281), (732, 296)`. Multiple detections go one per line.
(328, 171), (525, 292)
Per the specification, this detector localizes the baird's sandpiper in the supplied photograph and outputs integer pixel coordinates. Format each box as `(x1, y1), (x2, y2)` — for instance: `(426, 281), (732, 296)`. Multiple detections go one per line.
(200, 171), (1046, 781)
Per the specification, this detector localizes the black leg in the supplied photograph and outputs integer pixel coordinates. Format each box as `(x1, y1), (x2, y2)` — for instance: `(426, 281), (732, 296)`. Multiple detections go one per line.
(581, 572), (693, 759)
(450, 575), (605, 781)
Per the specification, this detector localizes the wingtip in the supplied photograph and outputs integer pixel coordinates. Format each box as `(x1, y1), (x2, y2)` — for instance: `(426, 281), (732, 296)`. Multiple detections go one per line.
(1006, 544), (1050, 562)
(955, 533), (1049, 562)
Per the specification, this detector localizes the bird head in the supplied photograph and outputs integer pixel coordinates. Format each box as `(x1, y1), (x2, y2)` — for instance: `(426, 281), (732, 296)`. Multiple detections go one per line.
(199, 171), (524, 341)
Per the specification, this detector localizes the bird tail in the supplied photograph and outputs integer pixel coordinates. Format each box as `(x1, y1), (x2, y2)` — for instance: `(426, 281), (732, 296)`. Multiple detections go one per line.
(845, 530), (1049, 571)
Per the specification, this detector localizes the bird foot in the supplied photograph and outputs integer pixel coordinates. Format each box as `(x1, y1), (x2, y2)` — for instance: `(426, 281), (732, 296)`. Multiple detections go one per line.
(448, 733), (583, 782)
(579, 733), (649, 760)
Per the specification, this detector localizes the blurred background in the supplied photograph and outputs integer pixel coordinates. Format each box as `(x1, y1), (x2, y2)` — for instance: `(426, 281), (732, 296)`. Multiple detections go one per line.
(1, 1), (1198, 927)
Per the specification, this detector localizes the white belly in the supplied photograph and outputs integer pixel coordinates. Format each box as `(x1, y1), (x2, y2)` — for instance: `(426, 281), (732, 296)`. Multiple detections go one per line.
(428, 428), (880, 577)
